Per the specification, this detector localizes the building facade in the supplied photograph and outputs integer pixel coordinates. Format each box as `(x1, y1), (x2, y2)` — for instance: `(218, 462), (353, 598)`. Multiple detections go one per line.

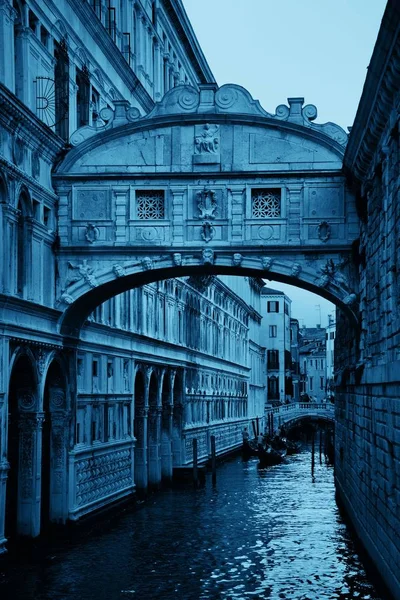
(261, 287), (294, 406)
(0, 0), (266, 552)
(325, 314), (335, 400)
(299, 326), (327, 403)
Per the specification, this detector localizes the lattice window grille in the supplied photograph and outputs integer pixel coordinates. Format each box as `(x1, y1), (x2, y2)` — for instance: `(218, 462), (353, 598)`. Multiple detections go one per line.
(136, 190), (165, 219)
(251, 189), (281, 218)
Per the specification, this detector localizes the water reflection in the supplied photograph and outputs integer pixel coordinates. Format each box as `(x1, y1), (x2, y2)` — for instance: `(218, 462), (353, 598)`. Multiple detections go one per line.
(0, 445), (384, 600)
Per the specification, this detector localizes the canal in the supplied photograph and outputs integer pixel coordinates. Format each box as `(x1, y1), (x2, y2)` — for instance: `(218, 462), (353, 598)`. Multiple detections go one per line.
(0, 444), (386, 600)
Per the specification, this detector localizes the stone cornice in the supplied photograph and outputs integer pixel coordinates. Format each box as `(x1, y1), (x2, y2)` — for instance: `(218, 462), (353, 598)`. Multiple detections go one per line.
(0, 156), (58, 201)
(161, 0), (215, 84)
(67, 0), (154, 113)
(344, 0), (400, 181)
(0, 83), (64, 162)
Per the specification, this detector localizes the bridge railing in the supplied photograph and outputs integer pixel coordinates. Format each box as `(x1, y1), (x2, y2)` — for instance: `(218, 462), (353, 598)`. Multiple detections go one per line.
(265, 402), (334, 433)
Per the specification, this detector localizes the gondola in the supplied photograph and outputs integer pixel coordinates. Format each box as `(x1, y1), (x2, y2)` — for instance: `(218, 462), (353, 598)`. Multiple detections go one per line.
(286, 440), (302, 455)
(258, 445), (286, 467)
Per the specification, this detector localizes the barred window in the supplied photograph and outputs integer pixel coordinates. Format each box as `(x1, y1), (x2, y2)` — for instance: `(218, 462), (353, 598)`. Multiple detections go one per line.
(136, 190), (165, 219)
(251, 189), (281, 218)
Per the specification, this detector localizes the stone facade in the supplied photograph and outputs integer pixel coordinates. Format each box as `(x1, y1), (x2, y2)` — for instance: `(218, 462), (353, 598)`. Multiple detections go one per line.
(337, 2), (400, 597)
(299, 327), (327, 403)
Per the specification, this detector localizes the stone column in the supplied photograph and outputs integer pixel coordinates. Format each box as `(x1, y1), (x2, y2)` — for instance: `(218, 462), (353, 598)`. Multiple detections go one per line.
(147, 406), (161, 487)
(161, 404), (173, 480)
(134, 406), (148, 489)
(14, 24), (30, 105)
(49, 411), (70, 524)
(17, 412), (44, 537)
(153, 40), (161, 100)
(0, 0), (16, 91)
(114, 187), (129, 245)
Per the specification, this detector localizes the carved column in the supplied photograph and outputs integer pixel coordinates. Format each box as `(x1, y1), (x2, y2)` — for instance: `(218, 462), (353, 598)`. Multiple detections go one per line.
(17, 412), (44, 537)
(134, 406), (148, 489)
(161, 404), (173, 480)
(48, 411), (70, 524)
(147, 406), (161, 487)
(14, 25), (30, 105)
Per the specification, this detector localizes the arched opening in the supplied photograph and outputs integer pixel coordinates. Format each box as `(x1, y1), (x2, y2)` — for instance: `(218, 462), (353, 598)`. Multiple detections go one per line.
(6, 353), (39, 540)
(133, 370), (146, 489)
(172, 372), (183, 467)
(147, 372), (160, 487)
(41, 360), (68, 530)
(16, 192), (31, 298)
(160, 373), (172, 481)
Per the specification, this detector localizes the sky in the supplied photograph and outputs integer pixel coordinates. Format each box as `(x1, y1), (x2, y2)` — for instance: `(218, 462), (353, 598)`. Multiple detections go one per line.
(183, 0), (386, 328)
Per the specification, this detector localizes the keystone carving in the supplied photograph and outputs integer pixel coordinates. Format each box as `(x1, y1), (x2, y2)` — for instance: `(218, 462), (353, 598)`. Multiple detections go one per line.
(113, 264), (125, 278)
(196, 188), (217, 219)
(141, 257), (153, 270)
(261, 256), (274, 271)
(291, 263), (302, 277)
(202, 248), (214, 265)
(172, 253), (182, 266)
(232, 253), (243, 267)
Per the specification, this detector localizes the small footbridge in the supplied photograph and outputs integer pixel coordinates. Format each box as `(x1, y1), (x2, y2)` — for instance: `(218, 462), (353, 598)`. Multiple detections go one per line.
(266, 402), (335, 434)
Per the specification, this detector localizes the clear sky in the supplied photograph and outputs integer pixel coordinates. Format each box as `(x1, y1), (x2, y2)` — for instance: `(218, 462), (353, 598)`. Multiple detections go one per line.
(183, 0), (386, 328)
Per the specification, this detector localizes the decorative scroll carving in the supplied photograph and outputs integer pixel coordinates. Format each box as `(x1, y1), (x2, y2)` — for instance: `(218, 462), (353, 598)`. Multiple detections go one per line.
(201, 221), (215, 243)
(195, 124), (219, 154)
(318, 221), (331, 242)
(85, 223), (100, 243)
(196, 188), (217, 219)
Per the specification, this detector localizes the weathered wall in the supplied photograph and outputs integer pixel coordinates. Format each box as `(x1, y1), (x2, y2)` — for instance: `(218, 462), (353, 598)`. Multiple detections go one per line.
(338, 4), (400, 596)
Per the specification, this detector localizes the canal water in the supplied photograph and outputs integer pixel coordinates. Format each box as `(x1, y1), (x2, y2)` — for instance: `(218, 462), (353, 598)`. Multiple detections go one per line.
(0, 445), (386, 600)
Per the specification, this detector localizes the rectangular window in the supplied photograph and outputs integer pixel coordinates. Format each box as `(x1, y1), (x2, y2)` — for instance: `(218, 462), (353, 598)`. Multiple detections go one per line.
(251, 188), (281, 218)
(92, 359), (98, 377)
(320, 377), (324, 390)
(136, 190), (165, 219)
(269, 325), (277, 338)
(267, 349), (279, 369)
(310, 359), (313, 367)
(267, 301), (279, 313)
(330, 331), (335, 339)
(76, 66), (90, 127)
(284, 303), (289, 315)
(309, 376), (313, 391)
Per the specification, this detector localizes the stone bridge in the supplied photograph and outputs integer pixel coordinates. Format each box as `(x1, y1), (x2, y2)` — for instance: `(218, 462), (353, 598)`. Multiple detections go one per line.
(266, 402), (335, 434)
(54, 83), (360, 338)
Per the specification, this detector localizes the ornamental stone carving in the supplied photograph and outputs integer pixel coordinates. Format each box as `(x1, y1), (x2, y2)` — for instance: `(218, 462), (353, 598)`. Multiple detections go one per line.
(141, 256), (153, 270)
(172, 253), (182, 267)
(194, 124), (219, 154)
(261, 256), (274, 271)
(291, 263), (302, 277)
(201, 221), (215, 243)
(197, 188), (217, 219)
(65, 259), (98, 289)
(85, 223), (100, 243)
(202, 248), (214, 265)
(35, 348), (49, 375)
(113, 264), (125, 278)
(317, 221), (331, 242)
(232, 253), (243, 267)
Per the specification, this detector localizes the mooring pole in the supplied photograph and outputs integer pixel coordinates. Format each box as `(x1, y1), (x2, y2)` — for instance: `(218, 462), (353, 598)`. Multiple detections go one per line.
(193, 438), (198, 488)
(311, 429), (315, 476)
(211, 435), (216, 485)
(319, 429), (323, 464)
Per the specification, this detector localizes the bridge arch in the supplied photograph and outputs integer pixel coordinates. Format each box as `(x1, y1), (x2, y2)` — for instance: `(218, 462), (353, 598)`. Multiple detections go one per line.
(53, 83), (360, 339)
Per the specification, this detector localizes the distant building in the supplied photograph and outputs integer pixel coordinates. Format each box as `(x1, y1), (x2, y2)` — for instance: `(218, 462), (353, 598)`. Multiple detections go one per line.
(290, 319), (300, 402)
(261, 287), (294, 406)
(299, 326), (327, 403)
(325, 314), (336, 400)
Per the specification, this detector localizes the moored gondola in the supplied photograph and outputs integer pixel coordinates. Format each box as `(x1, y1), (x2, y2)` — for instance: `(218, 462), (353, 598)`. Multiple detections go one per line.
(258, 445), (286, 467)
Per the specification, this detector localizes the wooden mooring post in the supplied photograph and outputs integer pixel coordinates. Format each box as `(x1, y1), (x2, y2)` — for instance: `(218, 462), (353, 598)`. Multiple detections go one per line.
(193, 438), (198, 487)
(319, 429), (323, 464)
(311, 429), (315, 476)
(211, 435), (216, 485)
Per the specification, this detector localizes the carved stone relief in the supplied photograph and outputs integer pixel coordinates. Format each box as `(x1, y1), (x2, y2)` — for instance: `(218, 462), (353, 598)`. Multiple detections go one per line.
(85, 223), (100, 243)
(173, 253), (182, 266)
(141, 257), (153, 270)
(194, 124), (219, 154)
(65, 260), (98, 289)
(261, 256), (274, 271)
(318, 221), (331, 242)
(202, 248), (214, 265)
(232, 253), (243, 267)
(201, 221), (215, 243)
(197, 188), (217, 219)
(113, 264), (125, 278)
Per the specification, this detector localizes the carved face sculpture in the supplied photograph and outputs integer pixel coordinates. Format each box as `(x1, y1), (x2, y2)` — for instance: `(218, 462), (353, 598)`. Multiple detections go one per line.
(202, 248), (214, 265)
(261, 256), (273, 271)
(142, 257), (153, 270)
(173, 253), (182, 267)
(291, 263), (301, 277)
(233, 253), (242, 267)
